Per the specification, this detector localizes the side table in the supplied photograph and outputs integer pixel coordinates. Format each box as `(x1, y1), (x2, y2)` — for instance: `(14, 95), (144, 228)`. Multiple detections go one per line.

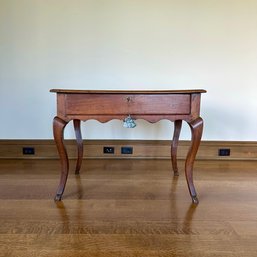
(50, 89), (206, 204)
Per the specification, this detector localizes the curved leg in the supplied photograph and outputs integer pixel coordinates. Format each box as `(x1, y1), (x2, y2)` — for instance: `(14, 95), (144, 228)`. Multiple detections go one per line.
(171, 120), (182, 176)
(185, 117), (203, 204)
(73, 119), (83, 175)
(53, 116), (69, 201)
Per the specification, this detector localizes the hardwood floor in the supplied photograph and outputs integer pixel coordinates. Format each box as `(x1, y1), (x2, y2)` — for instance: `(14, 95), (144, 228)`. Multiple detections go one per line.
(0, 159), (257, 257)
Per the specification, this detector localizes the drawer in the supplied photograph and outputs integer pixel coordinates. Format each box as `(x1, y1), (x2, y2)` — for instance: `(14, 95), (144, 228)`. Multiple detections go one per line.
(65, 94), (191, 115)
(124, 94), (190, 115)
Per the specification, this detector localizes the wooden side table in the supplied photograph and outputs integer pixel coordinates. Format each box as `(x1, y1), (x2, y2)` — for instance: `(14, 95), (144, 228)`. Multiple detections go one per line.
(50, 89), (206, 204)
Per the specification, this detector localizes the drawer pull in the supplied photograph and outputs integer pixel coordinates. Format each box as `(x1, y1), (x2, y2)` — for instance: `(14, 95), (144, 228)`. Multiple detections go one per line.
(123, 115), (136, 128)
(126, 97), (132, 102)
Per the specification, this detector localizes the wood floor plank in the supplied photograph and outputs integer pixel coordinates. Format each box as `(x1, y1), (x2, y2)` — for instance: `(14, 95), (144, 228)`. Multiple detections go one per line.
(0, 234), (243, 251)
(0, 159), (257, 256)
(0, 250), (247, 257)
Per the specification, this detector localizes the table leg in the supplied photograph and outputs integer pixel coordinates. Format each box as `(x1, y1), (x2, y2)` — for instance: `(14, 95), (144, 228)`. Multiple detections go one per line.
(53, 116), (69, 201)
(185, 117), (203, 204)
(171, 120), (182, 176)
(73, 119), (83, 175)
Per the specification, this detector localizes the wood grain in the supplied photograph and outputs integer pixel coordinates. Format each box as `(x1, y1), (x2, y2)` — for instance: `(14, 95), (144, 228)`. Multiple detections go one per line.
(0, 159), (257, 256)
(65, 94), (191, 115)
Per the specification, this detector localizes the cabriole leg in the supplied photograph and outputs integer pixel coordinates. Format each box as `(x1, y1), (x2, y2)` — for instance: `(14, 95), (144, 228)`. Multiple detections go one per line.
(185, 117), (203, 204)
(171, 120), (182, 176)
(53, 116), (69, 201)
(73, 119), (83, 175)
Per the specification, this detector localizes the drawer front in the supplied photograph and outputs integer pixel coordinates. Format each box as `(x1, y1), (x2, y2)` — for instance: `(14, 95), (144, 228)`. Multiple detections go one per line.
(65, 94), (191, 115)
(124, 94), (190, 115)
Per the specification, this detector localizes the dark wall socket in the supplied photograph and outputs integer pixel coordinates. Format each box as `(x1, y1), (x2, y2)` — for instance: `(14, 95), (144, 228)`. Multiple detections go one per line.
(23, 147), (35, 155)
(121, 146), (133, 154)
(103, 146), (115, 154)
(218, 148), (230, 156)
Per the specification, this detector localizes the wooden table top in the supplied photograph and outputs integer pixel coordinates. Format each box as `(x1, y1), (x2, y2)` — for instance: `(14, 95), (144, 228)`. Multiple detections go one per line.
(50, 89), (207, 94)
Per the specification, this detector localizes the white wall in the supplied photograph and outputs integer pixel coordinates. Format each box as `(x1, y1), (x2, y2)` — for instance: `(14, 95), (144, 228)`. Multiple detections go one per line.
(0, 0), (256, 140)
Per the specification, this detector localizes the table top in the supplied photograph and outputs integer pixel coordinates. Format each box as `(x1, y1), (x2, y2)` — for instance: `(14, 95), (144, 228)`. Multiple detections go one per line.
(50, 89), (207, 94)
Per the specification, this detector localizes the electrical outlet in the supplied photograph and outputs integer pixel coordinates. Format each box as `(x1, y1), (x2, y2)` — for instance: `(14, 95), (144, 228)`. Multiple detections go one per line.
(121, 146), (133, 154)
(23, 147), (35, 155)
(103, 146), (115, 154)
(218, 148), (230, 156)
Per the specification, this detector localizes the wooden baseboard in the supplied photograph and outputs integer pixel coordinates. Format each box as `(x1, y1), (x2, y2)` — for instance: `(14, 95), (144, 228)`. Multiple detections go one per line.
(0, 140), (257, 160)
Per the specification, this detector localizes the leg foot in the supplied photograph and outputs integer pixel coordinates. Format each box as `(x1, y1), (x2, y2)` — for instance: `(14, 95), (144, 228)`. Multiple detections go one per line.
(174, 171), (179, 176)
(54, 194), (63, 201)
(192, 195), (199, 205)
